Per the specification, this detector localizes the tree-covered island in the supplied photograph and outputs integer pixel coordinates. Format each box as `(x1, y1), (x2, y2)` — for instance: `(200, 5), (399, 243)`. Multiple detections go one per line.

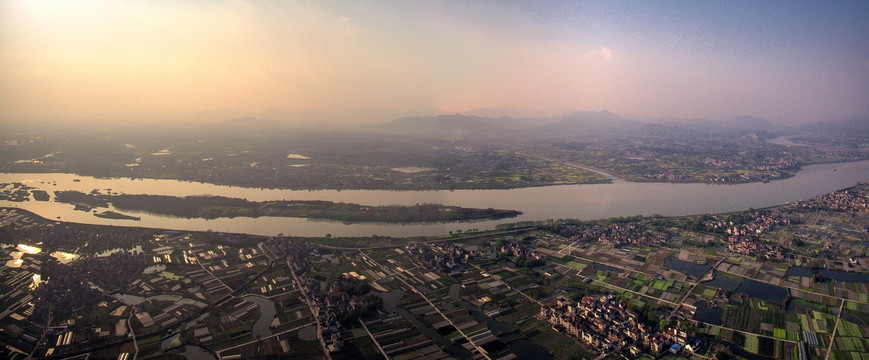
(52, 190), (521, 223)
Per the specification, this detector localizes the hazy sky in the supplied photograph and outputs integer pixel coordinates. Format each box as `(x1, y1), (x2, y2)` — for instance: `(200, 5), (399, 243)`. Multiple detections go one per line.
(2, 1), (868, 124)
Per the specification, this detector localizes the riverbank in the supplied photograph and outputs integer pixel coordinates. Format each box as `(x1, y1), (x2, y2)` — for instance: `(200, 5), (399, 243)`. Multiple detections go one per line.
(1, 159), (867, 237)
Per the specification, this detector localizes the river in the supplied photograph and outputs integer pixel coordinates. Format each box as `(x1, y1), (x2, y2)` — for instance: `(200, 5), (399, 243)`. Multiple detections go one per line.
(1, 159), (868, 237)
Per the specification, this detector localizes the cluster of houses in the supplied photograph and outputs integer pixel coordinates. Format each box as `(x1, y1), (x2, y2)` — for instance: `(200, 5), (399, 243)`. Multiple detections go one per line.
(266, 238), (309, 273)
(406, 243), (478, 273)
(540, 295), (650, 354)
(704, 211), (789, 259)
(701, 156), (797, 172)
(560, 222), (668, 248)
(270, 237), (381, 354)
(799, 186), (869, 213)
(540, 295), (707, 357)
(493, 240), (534, 259)
(647, 322), (703, 355)
(306, 275), (382, 353)
(642, 171), (689, 182)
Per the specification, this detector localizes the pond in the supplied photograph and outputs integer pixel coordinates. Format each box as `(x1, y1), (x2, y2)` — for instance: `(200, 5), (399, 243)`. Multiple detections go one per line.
(297, 325), (318, 341)
(664, 256), (713, 278)
(160, 333), (182, 351)
(736, 279), (789, 304)
(785, 267), (869, 284)
(703, 274), (741, 291)
(143, 264), (167, 274)
(693, 301), (724, 326)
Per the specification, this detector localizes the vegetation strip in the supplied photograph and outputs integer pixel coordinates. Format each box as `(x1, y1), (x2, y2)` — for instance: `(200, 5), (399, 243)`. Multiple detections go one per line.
(53, 190), (521, 223)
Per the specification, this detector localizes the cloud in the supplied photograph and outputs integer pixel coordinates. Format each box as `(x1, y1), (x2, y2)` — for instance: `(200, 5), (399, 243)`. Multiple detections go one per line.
(583, 46), (613, 60)
(338, 15), (357, 35)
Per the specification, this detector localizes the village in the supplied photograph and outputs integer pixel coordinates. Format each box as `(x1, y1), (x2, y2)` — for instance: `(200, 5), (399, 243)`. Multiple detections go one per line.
(0, 182), (868, 359)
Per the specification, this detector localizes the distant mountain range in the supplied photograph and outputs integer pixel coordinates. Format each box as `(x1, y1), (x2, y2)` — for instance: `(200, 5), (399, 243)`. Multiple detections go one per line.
(372, 110), (794, 140)
(212, 110), (866, 142)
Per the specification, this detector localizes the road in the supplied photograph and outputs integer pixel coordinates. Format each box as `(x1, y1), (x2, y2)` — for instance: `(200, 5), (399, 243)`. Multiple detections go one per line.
(665, 257), (728, 322)
(193, 251), (232, 292)
(314, 227), (535, 251)
(287, 260), (332, 360)
(358, 250), (492, 360)
(823, 300), (846, 360)
(466, 261), (543, 307)
(359, 318), (390, 360)
(216, 322), (316, 358)
(516, 151), (626, 183)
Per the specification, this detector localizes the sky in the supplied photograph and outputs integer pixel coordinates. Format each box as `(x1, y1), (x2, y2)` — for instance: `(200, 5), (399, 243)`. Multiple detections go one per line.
(1, 0), (868, 124)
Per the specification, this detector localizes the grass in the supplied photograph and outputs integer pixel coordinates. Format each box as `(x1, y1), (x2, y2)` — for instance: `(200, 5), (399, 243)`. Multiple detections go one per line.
(837, 320), (863, 337)
(753, 299), (768, 311)
(652, 279), (674, 290)
(744, 333), (759, 354)
(840, 337), (866, 352)
(773, 328), (787, 339)
(566, 261), (588, 270)
(702, 288), (717, 299)
(708, 326), (721, 336)
(159, 271), (183, 280)
(799, 313), (811, 331)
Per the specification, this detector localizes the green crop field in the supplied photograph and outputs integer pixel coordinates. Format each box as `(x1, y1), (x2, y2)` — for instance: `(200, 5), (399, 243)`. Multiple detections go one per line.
(838, 320), (863, 338)
(773, 328), (787, 339)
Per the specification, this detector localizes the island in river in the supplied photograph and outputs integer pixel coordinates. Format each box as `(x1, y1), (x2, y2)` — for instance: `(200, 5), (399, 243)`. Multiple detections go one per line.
(52, 190), (521, 223)
(3, 182), (869, 360)
(93, 210), (141, 221)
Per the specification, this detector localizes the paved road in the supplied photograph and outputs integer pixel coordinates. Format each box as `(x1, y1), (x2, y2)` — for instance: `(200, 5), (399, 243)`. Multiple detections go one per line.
(516, 151), (626, 182)
(314, 228), (535, 251)
(216, 322), (316, 358)
(824, 300), (846, 360)
(359, 318), (390, 360)
(358, 250), (492, 360)
(288, 261), (331, 360)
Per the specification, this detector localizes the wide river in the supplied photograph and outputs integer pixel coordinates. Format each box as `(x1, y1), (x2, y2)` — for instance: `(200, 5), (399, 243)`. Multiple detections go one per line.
(2, 159), (868, 237)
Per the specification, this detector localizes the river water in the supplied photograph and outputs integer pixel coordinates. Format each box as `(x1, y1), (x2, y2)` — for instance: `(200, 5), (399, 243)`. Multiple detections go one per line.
(241, 295), (276, 339)
(1, 159), (867, 237)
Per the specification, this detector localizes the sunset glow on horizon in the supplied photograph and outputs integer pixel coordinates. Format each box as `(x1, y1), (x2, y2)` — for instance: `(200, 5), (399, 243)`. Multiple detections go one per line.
(1, 1), (867, 124)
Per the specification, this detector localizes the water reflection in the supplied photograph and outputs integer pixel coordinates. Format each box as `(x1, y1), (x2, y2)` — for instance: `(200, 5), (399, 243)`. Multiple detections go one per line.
(241, 295), (276, 340)
(2, 159), (868, 237)
(736, 279), (788, 304)
(664, 257), (712, 278)
(143, 265), (167, 274)
(785, 267), (869, 283)
(49, 251), (79, 264)
(6, 258), (23, 268)
(703, 275), (740, 291)
(31, 273), (42, 290)
(17, 244), (42, 254)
